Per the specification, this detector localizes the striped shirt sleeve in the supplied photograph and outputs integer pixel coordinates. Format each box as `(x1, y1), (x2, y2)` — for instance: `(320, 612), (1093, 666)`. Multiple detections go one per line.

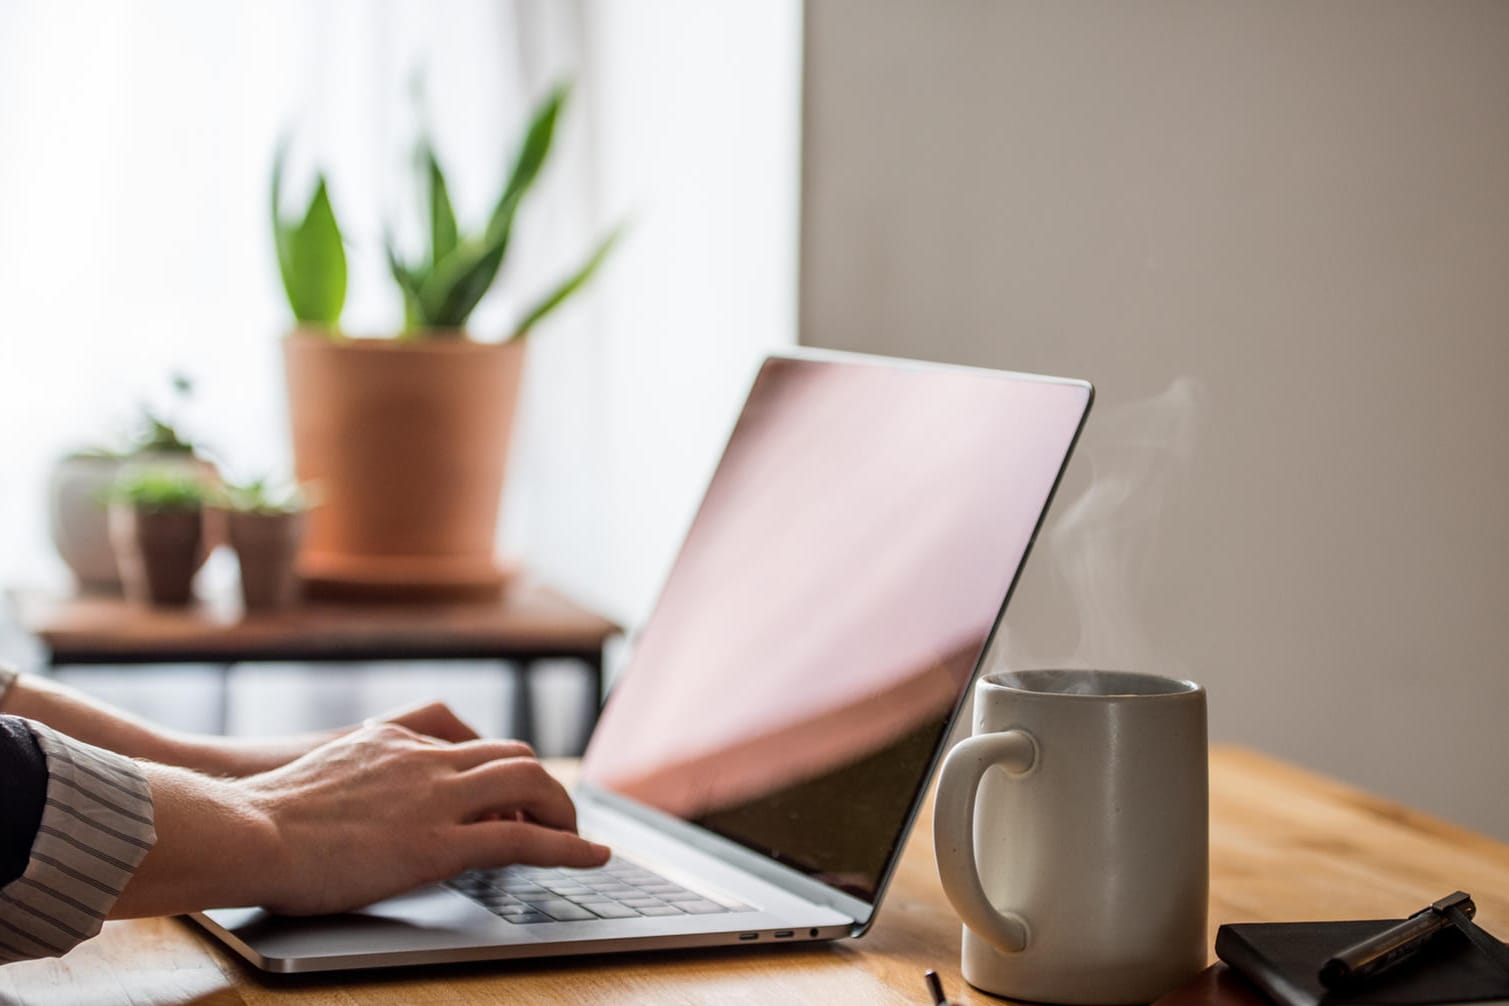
(0, 718), (156, 964)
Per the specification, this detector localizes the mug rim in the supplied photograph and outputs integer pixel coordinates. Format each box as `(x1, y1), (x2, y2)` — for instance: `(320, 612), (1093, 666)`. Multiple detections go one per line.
(982, 669), (1202, 699)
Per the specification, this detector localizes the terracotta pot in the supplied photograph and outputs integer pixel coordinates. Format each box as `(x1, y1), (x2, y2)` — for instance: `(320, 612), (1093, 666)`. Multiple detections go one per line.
(283, 331), (526, 599)
(109, 505), (205, 607)
(227, 510), (306, 611)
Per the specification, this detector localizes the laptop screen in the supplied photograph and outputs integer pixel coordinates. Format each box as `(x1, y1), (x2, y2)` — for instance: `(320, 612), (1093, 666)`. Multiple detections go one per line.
(581, 354), (1091, 903)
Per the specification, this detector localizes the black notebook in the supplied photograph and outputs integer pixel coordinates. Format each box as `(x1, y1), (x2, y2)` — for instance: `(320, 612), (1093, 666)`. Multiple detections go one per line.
(1216, 921), (1509, 1006)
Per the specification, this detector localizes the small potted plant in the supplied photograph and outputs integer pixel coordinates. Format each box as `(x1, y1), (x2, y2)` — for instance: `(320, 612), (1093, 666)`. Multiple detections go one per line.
(49, 374), (211, 592)
(275, 83), (618, 598)
(219, 478), (309, 612)
(107, 468), (213, 607)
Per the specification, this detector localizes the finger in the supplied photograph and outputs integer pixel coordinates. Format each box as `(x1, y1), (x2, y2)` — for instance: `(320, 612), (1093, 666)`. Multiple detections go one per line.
(378, 701), (482, 743)
(445, 759), (579, 832)
(436, 737), (536, 770)
(448, 820), (611, 872)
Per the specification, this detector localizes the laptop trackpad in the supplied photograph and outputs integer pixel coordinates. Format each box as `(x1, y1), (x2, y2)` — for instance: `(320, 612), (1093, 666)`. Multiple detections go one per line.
(197, 885), (511, 962)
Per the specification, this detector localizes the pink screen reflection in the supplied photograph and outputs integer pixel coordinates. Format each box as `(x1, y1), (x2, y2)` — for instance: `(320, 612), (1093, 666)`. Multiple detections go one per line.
(583, 357), (1089, 840)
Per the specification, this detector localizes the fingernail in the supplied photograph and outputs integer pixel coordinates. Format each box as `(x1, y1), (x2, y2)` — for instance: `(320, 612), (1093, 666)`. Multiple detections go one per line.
(590, 842), (611, 857)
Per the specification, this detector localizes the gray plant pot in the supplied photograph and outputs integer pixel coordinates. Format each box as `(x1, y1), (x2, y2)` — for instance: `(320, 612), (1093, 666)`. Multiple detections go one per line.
(49, 455), (129, 591)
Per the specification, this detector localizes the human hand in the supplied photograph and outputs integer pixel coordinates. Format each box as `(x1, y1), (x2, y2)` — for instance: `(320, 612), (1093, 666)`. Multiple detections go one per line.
(179, 700), (488, 777)
(368, 700), (482, 744)
(116, 722), (609, 919)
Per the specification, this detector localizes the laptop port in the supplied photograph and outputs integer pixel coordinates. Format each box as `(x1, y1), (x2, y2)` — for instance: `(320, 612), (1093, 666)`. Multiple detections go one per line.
(773, 930), (794, 939)
(738, 933), (758, 941)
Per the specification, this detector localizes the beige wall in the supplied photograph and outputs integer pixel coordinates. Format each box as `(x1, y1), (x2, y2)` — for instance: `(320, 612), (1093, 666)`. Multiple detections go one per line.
(801, 2), (1509, 838)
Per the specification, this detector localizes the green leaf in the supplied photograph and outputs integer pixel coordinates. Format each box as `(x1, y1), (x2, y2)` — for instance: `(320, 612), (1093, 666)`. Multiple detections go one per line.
(398, 84), (571, 333)
(272, 156), (347, 327)
(489, 84), (567, 240)
(415, 227), (510, 329)
(271, 142), (296, 306)
(427, 144), (459, 269)
(510, 226), (622, 341)
(419, 83), (568, 328)
(384, 235), (424, 332)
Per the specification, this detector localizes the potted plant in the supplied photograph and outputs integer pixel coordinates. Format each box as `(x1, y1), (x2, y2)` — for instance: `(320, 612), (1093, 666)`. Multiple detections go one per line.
(275, 84), (617, 599)
(49, 375), (213, 592)
(107, 468), (213, 607)
(219, 478), (309, 612)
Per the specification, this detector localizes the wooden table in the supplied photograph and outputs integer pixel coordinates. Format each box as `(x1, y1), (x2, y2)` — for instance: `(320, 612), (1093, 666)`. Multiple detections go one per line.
(8, 581), (621, 749)
(2, 747), (1505, 1005)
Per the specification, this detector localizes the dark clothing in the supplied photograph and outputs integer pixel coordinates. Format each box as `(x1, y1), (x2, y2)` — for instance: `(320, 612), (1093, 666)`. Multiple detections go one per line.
(0, 717), (46, 887)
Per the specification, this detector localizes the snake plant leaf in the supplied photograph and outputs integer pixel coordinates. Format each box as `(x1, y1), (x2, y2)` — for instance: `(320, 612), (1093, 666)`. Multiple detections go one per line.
(427, 145), (459, 269)
(488, 84), (567, 242)
(422, 83), (568, 326)
(389, 83), (608, 335)
(271, 142), (296, 302)
(288, 179), (347, 326)
(510, 226), (622, 341)
(415, 225), (511, 329)
(384, 235), (424, 332)
(272, 147), (347, 328)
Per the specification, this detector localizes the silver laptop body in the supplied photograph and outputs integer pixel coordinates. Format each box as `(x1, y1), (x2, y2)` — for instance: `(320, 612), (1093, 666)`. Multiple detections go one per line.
(194, 349), (1093, 973)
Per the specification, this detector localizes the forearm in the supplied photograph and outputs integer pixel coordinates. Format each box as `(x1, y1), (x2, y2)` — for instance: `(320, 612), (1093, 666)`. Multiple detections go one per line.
(111, 763), (280, 918)
(0, 673), (188, 764)
(0, 673), (337, 776)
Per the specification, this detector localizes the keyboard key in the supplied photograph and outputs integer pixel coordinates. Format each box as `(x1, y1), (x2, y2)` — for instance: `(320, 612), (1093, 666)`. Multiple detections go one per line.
(637, 904), (685, 917)
(676, 900), (729, 914)
(660, 891), (705, 903)
(450, 859), (735, 925)
(586, 903), (642, 919)
(535, 900), (599, 922)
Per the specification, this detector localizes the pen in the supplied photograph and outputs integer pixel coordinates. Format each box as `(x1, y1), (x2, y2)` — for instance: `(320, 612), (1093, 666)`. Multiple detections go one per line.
(1319, 891), (1475, 989)
(924, 969), (956, 1005)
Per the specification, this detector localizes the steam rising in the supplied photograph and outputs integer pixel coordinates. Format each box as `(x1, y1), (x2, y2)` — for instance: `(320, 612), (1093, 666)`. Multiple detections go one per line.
(1000, 378), (1203, 675)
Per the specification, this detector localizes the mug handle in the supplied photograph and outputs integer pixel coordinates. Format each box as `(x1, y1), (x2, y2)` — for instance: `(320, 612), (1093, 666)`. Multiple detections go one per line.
(932, 729), (1038, 953)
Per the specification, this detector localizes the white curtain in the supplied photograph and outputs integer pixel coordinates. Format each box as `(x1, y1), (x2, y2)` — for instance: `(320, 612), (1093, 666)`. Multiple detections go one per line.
(0, 1), (801, 631)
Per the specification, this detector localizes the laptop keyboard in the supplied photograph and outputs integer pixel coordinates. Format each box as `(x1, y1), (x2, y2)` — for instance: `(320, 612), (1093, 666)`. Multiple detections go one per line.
(446, 856), (750, 925)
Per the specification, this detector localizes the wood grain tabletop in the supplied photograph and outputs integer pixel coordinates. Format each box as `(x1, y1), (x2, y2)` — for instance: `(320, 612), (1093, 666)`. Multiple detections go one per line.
(2, 746), (1505, 1005)
(10, 580), (620, 664)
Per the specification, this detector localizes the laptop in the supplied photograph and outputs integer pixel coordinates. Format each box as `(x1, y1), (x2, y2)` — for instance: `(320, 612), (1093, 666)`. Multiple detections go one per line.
(194, 349), (1093, 973)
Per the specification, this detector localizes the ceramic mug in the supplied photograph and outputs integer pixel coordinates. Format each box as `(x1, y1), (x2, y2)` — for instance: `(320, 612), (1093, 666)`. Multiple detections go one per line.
(933, 670), (1208, 1005)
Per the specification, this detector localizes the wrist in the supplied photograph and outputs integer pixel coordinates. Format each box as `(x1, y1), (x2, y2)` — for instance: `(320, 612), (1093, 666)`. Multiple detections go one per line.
(114, 765), (283, 917)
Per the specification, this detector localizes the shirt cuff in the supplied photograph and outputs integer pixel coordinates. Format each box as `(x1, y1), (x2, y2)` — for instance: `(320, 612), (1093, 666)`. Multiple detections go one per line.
(0, 723), (156, 964)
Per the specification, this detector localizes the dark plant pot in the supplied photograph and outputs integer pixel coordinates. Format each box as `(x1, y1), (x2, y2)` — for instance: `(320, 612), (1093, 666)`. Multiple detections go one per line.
(227, 510), (306, 612)
(108, 505), (205, 607)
